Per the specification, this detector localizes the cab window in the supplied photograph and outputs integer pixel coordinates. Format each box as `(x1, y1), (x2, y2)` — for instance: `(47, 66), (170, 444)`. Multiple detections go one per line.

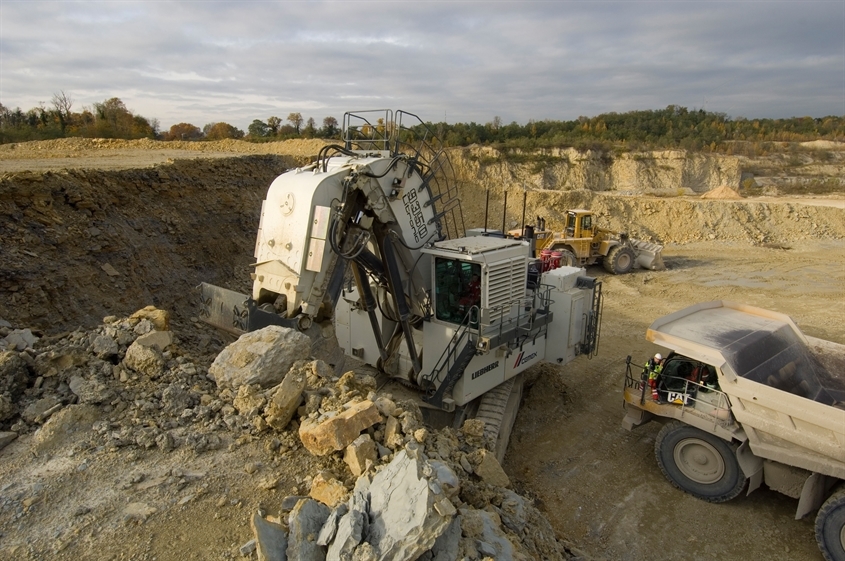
(434, 258), (481, 323)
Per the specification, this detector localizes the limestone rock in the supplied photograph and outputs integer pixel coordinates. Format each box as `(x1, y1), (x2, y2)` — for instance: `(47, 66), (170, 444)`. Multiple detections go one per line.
(89, 334), (119, 359)
(326, 478), (369, 561)
(34, 349), (88, 378)
(264, 364), (308, 431)
(123, 341), (165, 378)
(461, 418), (485, 438)
(69, 375), (112, 404)
(208, 326), (311, 390)
(0, 351), (30, 398)
(459, 508), (514, 561)
(383, 415), (404, 449)
(429, 516), (462, 561)
(0, 431), (18, 451)
(287, 498), (330, 561)
(499, 490), (526, 534)
(4, 329), (38, 351)
(22, 396), (61, 423)
(373, 396), (397, 417)
(317, 504), (348, 547)
(299, 400), (381, 456)
(366, 447), (455, 560)
(251, 511), (288, 561)
(130, 306), (170, 331)
(33, 404), (100, 453)
(344, 434), (377, 477)
(469, 448), (511, 488)
(0, 395), (15, 422)
(134, 330), (174, 351)
(310, 471), (348, 508)
(160, 383), (196, 416)
(233, 384), (267, 418)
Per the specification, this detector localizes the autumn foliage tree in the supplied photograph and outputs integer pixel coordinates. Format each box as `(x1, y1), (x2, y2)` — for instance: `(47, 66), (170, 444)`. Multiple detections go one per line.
(203, 122), (244, 140)
(164, 123), (203, 141)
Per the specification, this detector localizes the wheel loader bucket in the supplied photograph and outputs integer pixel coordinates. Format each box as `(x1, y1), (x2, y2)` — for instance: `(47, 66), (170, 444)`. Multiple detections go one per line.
(631, 240), (665, 270)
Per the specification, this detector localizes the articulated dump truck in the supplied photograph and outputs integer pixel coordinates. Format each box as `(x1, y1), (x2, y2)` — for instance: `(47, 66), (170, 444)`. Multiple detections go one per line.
(622, 301), (845, 561)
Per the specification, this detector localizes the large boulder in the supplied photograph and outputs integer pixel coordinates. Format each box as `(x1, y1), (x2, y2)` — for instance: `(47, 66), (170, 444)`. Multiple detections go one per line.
(208, 326), (311, 390)
(366, 446), (456, 561)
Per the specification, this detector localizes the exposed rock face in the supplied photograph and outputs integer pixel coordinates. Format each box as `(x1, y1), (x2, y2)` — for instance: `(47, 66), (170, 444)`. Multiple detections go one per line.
(208, 326), (311, 390)
(450, 146), (742, 194)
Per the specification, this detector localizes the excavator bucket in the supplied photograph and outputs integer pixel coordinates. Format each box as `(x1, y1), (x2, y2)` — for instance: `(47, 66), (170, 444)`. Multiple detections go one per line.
(631, 240), (666, 271)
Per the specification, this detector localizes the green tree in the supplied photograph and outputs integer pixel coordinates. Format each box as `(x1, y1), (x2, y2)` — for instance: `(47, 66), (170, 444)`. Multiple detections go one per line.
(248, 119), (270, 138)
(287, 112), (303, 134)
(322, 116), (338, 137)
(267, 116), (281, 136)
(303, 117), (316, 138)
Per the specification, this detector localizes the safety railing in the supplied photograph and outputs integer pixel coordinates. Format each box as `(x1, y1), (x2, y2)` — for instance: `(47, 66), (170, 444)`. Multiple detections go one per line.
(624, 366), (735, 429)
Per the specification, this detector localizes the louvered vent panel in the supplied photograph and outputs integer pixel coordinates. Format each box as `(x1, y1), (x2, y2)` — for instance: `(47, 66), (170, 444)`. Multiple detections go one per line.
(485, 257), (527, 310)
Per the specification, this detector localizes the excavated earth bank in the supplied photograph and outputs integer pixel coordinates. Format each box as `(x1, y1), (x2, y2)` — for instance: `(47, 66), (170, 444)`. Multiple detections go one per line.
(0, 139), (843, 561)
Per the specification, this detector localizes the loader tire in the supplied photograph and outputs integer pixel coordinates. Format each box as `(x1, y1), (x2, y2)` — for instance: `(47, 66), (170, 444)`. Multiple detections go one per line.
(654, 421), (746, 503)
(603, 245), (635, 275)
(552, 248), (576, 268)
(816, 485), (845, 561)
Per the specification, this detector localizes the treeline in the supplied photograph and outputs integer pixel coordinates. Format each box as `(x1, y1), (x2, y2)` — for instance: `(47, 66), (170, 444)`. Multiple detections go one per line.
(1, 94), (843, 153)
(430, 106), (845, 153)
(0, 94), (158, 143)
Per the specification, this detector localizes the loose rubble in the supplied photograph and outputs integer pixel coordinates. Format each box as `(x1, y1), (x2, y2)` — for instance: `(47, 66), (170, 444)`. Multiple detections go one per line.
(0, 308), (580, 560)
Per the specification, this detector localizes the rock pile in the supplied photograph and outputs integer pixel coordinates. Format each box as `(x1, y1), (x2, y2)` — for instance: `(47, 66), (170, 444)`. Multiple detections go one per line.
(0, 307), (581, 560)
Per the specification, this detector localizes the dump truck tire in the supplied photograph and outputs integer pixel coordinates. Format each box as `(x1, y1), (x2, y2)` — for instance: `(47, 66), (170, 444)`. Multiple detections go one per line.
(603, 245), (635, 274)
(816, 485), (845, 561)
(654, 421), (746, 503)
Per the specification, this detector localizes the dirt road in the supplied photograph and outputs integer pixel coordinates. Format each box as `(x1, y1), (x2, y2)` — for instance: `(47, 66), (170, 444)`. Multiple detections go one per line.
(507, 241), (845, 561)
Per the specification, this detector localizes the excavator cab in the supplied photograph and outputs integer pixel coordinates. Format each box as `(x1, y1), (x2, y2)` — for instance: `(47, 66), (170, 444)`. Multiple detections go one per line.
(433, 258), (482, 324)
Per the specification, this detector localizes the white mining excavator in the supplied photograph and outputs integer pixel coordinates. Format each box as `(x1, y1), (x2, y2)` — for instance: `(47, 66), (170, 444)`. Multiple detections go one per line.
(199, 110), (601, 455)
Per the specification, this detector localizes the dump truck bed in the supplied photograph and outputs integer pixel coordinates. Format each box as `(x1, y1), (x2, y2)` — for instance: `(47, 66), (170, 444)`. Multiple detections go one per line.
(646, 301), (845, 479)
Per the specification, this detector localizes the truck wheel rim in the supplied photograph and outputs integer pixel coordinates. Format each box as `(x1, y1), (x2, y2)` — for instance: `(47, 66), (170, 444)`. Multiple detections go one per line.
(673, 438), (725, 484)
(840, 521), (845, 552)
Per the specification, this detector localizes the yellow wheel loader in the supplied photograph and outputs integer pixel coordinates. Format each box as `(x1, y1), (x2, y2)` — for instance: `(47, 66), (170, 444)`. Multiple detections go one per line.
(532, 209), (665, 275)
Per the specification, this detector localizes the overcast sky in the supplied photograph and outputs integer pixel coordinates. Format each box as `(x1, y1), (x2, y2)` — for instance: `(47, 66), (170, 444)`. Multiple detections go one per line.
(1, 1), (843, 132)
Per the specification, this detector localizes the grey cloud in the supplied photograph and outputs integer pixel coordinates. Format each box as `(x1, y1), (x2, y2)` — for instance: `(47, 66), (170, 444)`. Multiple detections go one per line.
(1, 1), (842, 131)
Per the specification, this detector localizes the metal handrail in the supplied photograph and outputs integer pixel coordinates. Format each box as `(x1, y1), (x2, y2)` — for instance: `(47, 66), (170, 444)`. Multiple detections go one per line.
(424, 306), (480, 390)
